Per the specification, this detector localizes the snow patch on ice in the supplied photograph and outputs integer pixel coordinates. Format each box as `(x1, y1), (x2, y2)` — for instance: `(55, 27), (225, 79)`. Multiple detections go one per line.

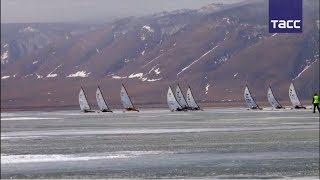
(1, 117), (59, 121)
(141, 50), (145, 55)
(1, 151), (166, 164)
(67, 71), (91, 78)
(177, 45), (219, 76)
(1, 154), (122, 164)
(96, 48), (100, 54)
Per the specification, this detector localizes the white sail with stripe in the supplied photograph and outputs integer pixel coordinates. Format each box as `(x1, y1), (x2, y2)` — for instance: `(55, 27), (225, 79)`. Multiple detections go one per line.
(244, 85), (260, 109)
(96, 86), (111, 112)
(175, 84), (189, 108)
(289, 82), (303, 108)
(186, 86), (201, 110)
(267, 86), (283, 109)
(79, 87), (91, 112)
(167, 86), (182, 111)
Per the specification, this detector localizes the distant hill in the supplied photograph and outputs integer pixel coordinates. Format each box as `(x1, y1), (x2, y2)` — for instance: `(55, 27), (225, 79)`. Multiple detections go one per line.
(1, 0), (319, 110)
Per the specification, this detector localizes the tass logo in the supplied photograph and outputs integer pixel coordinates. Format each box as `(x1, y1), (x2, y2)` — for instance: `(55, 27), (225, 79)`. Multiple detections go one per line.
(269, 0), (302, 33)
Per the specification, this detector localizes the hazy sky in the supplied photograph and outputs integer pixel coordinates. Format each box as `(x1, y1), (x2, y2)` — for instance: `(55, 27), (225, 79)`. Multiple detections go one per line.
(1, 0), (243, 23)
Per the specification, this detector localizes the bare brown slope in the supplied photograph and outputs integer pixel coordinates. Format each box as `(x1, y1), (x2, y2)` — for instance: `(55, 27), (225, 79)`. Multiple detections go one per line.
(1, 1), (319, 110)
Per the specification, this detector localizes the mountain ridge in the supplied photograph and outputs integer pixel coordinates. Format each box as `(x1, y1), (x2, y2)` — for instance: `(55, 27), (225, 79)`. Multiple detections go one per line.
(1, 1), (319, 110)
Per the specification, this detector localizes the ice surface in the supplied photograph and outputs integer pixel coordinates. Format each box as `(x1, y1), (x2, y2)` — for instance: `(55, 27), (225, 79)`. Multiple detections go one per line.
(1, 108), (318, 178)
(2, 151), (165, 164)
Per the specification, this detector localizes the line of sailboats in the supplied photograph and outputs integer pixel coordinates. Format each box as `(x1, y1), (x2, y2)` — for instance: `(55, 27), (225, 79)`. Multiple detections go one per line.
(79, 83), (201, 113)
(79, 84), (139, 113)
(167, 85), (202, 112)
(79, 82), (308, 112)
(244, 82), (307, 110)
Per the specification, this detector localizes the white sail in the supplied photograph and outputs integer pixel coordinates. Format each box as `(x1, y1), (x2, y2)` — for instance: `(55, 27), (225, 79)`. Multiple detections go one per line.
(96, 86), (110, 112)
(120, 84), (135, 109)
(79, 87), (91, 111)
(289, 82), (302, 107)
(267, 86), (283, 109)
(175, 85), (189, 108)
(244, 85), (259, 109)
(186, 86), (200, 109)
(167, 86), (182, 111)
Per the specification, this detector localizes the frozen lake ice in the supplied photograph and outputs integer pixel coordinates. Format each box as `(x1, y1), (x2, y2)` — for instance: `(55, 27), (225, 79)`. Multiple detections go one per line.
(1, 108), (319, 179)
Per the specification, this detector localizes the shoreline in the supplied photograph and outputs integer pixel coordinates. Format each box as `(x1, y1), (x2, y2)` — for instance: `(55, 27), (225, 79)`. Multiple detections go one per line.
(0, 101), (313, 112)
